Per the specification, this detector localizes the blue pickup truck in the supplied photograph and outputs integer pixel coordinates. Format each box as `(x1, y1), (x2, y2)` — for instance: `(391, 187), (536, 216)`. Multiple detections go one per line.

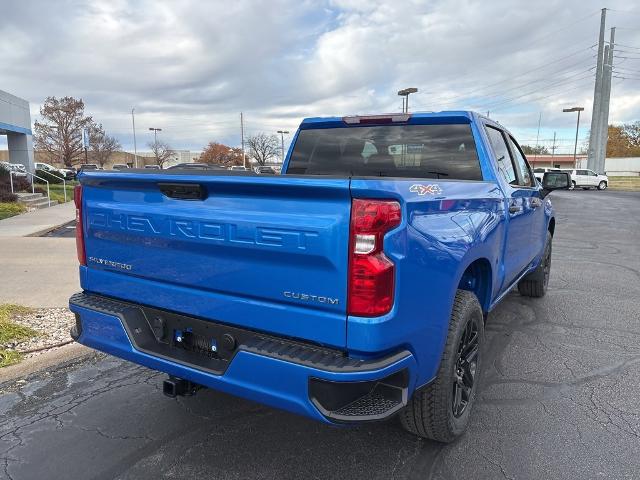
(69, 111), (569, 442)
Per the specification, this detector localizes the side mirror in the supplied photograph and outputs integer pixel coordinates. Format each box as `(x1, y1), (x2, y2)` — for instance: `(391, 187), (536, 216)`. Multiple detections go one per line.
(541, 172), (570, 198)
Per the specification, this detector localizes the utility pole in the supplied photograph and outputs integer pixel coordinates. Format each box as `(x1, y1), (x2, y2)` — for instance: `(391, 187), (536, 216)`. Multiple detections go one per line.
(131, 108), (138, 168)
(597, 27), (615, 174)
(277, 130), (289, 164)
(240, 112), (246, 169)
(551, 132), (557, 158)
(534, 112), (542, 162)
(587, 8), (607, 171)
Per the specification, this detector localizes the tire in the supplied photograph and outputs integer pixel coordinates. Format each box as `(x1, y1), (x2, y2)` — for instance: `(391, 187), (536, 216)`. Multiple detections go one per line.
(518, 232), (552, 298)
(399, 290), (484, 443)
(598, 181), (607, 190)
(569, 180), (576, 190)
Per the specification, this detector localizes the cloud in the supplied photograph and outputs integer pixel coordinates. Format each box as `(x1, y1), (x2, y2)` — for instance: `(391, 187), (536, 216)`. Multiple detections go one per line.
(1, 0), (639, 153)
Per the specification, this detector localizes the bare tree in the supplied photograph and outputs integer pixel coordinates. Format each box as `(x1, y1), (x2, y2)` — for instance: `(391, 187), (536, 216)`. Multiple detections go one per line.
(33, 96), (94, 167)
(148, 140), (174, 168)
(246, 133), (279, 166)
(89, 124), (122, 167)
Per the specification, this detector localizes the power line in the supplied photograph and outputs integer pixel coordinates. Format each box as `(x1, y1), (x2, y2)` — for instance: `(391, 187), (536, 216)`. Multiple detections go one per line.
(489, 78), (596, 113)
(414, 44), (597, 108)
(433, 56), (596, 109)
(472, 70), (595, 110)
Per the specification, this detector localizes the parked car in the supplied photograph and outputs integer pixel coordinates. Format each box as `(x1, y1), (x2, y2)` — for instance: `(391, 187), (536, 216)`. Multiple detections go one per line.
(112, 164), (130, 170)
(58, 168), (76, 180)
(167, 163), (227, 170)
(255, 166), (276, 174)
(69, 111), (569, 443)
(228, 166), (248, 171)
(0, 162), (28, 178)
(79, 164), (100, 172)
(144, 165), (161, 170)
(34, 161), (69, 179)
(560, 168), (608, 190)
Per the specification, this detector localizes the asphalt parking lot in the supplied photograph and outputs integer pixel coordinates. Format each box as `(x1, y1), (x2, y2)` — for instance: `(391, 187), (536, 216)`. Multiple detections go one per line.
(1, 189), (639, 480)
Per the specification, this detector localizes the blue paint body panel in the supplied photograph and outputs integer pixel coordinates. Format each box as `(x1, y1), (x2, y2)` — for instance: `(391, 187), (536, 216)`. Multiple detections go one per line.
(72, 111), (555, 422)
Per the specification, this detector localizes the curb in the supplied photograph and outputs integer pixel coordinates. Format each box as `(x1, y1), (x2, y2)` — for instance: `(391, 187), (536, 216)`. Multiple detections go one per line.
(0, 342), (93, 384)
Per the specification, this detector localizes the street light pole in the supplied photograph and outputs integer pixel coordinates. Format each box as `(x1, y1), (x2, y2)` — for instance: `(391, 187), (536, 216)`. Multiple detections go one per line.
(277, 130), (289, 163)
(149, 127), (162, 145)
(149, 128), (162, 167)
(131, 108), (138, 168)
(240, 112), (246, 169)
(563, 107), (584, 169)
(397, 87), (418, 113)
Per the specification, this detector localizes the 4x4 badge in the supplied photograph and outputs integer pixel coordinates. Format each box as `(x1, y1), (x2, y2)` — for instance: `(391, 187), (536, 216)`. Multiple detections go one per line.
(410, 184), (443, 196)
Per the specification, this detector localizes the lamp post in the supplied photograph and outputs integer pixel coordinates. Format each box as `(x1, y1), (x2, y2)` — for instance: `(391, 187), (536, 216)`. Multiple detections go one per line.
(397, 87), (418, 113)
(562, 107), (584, 169)
(277, 130), (289, 163)
(149, 127), (162, 145)
(131, 108), (138, 168)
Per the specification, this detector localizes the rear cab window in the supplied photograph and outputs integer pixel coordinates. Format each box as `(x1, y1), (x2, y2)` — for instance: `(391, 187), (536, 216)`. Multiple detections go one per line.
(287, 124), (483, 180)
(485, 126), (517, 186)
(507, 136), (534, 187)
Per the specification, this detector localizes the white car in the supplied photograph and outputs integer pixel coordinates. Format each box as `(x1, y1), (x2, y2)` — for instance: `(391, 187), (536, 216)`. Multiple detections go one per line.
(0, 162), (28, 178)
(35, 162), (75, 180)
(560, 169), (608, 190)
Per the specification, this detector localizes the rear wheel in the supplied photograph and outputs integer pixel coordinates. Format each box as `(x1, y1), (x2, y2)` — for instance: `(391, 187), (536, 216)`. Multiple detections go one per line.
(399, 290), (483, 443)
(518, 232), (552, 297)
(598, 181), (607, 190)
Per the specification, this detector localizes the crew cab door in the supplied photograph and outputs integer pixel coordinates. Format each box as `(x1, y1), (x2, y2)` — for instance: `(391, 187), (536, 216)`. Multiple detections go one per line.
(506, 135), (546, 258)
(485, 126), (540, 287)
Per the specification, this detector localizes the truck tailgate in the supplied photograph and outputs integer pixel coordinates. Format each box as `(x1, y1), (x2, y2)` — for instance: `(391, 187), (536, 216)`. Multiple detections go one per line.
(79, 172), (351, 348)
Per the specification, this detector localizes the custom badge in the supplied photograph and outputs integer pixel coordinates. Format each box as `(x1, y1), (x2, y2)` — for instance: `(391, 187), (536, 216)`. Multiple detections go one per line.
(409, 184), (443, 196)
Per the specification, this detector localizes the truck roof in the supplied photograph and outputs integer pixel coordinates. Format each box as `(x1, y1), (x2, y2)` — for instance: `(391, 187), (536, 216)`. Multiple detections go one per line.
(298, 111), (488, 129)
(298, 110), (508, 134)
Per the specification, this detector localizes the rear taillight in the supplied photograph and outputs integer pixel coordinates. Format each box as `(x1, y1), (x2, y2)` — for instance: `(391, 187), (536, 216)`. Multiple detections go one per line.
(348, 199), (401, 317)
(74, 185), (86, 265)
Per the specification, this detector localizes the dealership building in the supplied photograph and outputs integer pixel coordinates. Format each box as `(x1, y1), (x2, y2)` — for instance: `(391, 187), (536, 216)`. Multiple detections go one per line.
(0, 89), (34, 173)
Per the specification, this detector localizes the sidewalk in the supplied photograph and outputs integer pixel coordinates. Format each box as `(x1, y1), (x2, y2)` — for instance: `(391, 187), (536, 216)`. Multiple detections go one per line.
(0, 237), (79, 307)
(0, 202), (79, 307)
(0, 201), (75, 237)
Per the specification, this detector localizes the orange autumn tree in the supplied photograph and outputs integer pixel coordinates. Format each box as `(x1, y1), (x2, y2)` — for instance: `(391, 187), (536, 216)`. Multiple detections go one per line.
(199, 142), (243, 167)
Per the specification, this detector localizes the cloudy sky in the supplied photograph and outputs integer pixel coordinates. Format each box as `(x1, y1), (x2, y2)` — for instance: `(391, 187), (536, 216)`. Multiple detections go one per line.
(1, 0), (639, 154)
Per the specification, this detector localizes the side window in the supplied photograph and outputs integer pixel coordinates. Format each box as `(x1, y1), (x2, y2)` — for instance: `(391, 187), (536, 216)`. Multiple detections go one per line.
(577, 170), (588, 176)
(485, 126), (517, 185)
(588, 170), (598, 176)
(508, 136), (534, 187)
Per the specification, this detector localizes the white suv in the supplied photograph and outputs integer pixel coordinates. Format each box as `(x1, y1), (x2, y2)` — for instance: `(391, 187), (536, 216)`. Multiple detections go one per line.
(561, 169), (608, 190)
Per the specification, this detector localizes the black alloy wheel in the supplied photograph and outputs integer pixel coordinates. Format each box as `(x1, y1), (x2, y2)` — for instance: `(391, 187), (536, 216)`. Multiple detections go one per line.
(452, 316), (479, 418)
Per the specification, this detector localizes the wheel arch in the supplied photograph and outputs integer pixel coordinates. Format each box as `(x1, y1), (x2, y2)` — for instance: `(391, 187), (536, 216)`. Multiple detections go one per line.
(457, 257), (492, 314)
(548, 217), (556, 237)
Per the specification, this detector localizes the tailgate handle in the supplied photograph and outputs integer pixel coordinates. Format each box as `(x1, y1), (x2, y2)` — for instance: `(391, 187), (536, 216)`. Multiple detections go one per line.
(158, 183), (206, 200)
